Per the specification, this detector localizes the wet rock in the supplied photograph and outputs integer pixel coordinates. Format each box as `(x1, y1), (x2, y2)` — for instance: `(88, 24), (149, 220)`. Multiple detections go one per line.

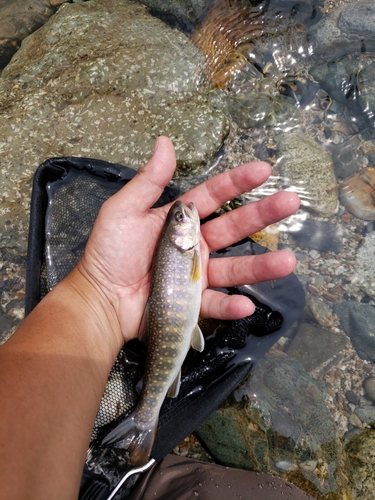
(285, 321), (348, 372)
(0, 0), (58, 70)
(331, 140), (360, 180)
(307, 0), (375, 60)
(354, 406), (375, 427)
(351, 231), (375, 299)
(339, 167), (375, 221)
(346, 390), (359, 406)
(197, 351), (340, 497)
(288, 219), (343, 254)
(309, 55), (360, 106)
(0, 0), (228, 251)
(363, 377), (375, 402)
(140, 0), (209, 32)
(276, 133), (338, 218)
(357, 61), (375, 123)
(50, 0), (71, 5)
(306, 294), (334, 327)
(310, 54), (375, 131)
(334, 301), (375, 362)
(346, 428), (375, 500)
(225, 89), (300, 130)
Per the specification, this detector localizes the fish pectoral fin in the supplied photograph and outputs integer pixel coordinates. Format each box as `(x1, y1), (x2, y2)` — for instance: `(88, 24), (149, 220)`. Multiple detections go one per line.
(191, 324), (205, 352)
(190, 248), (201, 282)
(167, 369), (181, 398)
(138, 300), (149, 343)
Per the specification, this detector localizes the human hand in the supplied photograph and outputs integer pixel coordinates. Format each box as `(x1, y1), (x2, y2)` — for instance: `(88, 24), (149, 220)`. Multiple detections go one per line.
(77, 136), (300, 345)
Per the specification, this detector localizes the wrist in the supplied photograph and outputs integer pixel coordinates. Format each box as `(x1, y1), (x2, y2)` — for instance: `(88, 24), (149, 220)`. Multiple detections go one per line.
(53, 266), (124, 366)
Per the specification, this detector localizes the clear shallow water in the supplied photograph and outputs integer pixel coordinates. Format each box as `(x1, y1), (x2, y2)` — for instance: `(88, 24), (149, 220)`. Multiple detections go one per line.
(181, 1), (375, 497)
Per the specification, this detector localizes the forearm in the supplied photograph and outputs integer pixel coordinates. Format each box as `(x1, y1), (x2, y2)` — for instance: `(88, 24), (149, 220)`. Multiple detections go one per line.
(0, 268), (122, 500)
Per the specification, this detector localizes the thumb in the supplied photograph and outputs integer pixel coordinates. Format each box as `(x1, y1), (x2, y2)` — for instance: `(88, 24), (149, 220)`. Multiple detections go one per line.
(109, 136), (176, 214)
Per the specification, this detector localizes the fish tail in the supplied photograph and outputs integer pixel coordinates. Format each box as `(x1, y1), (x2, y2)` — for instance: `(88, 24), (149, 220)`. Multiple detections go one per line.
(102, 414), (158, 466)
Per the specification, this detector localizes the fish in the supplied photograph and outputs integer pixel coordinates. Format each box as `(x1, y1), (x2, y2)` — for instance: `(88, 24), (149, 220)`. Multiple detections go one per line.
(102, 200), (204, 465)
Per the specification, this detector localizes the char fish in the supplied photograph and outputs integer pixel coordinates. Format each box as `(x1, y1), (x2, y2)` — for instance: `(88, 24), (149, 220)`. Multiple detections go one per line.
(102, 201), (204, 465)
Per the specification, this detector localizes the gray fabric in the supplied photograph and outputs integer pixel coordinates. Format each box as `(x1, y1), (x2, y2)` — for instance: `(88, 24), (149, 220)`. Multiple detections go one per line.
(128, 454), (316, 500)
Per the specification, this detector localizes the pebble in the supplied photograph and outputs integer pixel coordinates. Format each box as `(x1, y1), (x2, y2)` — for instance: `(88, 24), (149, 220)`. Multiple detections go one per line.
(348, 413), (363, 428)
(363, 376), (375, 401)
(339, 167), (375, 221)
(346, 390), (360, 405)
(306, 293), (334, 327)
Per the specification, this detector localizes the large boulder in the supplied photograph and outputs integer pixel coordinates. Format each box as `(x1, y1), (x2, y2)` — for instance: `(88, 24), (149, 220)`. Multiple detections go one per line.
(307, 0), (375, 60)
(0, 0), (228, 251)
(0, 0), (59, 69)
(197, 351), (343, 498)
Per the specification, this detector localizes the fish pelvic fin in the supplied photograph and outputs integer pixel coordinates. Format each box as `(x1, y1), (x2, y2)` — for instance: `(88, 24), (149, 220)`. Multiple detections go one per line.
(167, 369), (181, 398)
(191, 324), (205, 352)
(101, 414), (157, 466)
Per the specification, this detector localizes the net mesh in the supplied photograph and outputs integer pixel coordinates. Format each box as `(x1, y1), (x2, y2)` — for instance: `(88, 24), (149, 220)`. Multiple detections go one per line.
(43, 171), (142, 451)
(32, 161), (303, 495)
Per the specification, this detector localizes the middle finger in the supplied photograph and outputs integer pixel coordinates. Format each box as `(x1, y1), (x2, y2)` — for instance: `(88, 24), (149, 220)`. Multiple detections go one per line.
(202, 190), (300, 252)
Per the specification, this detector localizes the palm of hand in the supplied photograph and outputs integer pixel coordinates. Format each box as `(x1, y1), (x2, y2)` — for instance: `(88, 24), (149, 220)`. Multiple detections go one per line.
(80, 202), (212, 341)
(79, 137), (299, 344)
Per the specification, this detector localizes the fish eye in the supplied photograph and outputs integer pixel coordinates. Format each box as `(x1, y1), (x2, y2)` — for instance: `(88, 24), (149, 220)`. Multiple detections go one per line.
(174, 210), (184, 222)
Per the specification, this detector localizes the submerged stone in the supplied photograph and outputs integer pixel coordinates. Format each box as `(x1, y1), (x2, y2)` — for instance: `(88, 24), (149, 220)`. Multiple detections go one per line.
(357, 60), (375, 123)
(197, 351), (341, 497)
(140, 0), (210, 32)
(286, 321), (348, 373)
(0, 0), (58, 70)
(339, 167), (375, 221)
(288, 218), (343, 254)
(276, 133), (338, 218)
(346, 428), (375, 500)
(307, 0), (375, 60)
(0, 0), (228, 250)
(334, 301), (375, 361)
(351, 231), (375, 299)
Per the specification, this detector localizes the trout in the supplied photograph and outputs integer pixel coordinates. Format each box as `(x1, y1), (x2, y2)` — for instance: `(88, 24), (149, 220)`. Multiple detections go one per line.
(102, 201), (204, 465)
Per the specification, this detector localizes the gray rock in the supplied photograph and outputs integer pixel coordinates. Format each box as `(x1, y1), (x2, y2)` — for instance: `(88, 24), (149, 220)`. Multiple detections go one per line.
(309, 55), (360, 106)
(140, 0), (210, 31)
(351, 232), (375, 300)
(0, 0), (58, 69)
(197, 351), (340, 496)
(307, 0), (375, 60)
(285, 321), (348, 372)
(355, 406), (375, 427)
(276, 133), (338, 218)
(331, 140), (361, 180)
(357, 61), (375, 123)
(0, 0), (228, 251)
(288, 218), (343, 254)
(334, 301), (375, 362)
(363, 377), (375, 402)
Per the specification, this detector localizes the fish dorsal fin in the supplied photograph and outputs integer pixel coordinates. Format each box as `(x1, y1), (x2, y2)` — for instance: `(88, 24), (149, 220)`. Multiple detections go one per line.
(138, 300), (149, 343)
(190, 248), (201, 283)
(167, 369), (181, 398)
(191, 324), (204, 352)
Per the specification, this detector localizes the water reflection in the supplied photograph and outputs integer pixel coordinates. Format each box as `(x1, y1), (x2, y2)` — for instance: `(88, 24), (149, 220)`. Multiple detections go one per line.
(186, 1), (375, 498)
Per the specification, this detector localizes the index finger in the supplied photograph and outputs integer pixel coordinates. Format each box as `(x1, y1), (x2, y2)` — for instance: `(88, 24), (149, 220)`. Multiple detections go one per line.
(179, 161), (271, 219)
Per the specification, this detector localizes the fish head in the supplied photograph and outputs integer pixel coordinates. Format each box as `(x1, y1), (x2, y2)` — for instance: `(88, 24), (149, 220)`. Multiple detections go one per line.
(167, 200), (200, 251)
